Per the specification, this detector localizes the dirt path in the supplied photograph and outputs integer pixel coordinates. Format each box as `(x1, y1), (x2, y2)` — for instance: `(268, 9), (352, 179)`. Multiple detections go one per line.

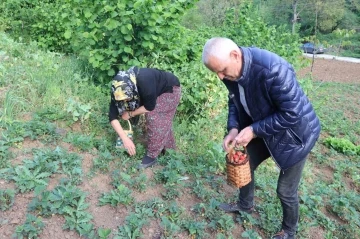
(297, 58), (360, 83)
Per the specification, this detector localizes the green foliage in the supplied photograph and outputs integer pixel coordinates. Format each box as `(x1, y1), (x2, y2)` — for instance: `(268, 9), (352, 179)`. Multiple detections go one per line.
(62, 196), (94, 238)
(182, 220), (208, 238)
(2, 1), (196, 80)
(9, 166), (51, 193)
(112, 170), (147, 192)
(23, 120), (60, 142)
(64, 132), (96, 152)
(2, 147), (83, 192)
(223, 3), (302, 67)
(297, 74), (314, 96)
(0, 139), (12, 169)
(160, 216), (181, 237)
(324, 137), (360, 155)
(98, 228), (112, 239)
(99, 184), (133, 207)
(14, 214), (45, 239)
(332, 28), (356, 56)
(92, 149), (114, 173)
(0, 189), (15, 211)
(114, 212), (147, 239)
(29, 181), (95, 237)
(66, 98), (92, 123)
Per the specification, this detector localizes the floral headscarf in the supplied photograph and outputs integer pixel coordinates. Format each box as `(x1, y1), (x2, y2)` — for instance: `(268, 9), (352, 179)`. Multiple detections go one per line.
(111, 66), (140, 116)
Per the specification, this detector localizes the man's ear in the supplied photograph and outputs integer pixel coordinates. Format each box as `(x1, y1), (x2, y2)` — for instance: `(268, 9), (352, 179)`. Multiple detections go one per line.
(229, 50), (240, 61)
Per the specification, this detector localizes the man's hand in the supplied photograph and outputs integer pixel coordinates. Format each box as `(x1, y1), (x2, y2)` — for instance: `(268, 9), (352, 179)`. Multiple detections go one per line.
(232, 126), (255, 147)
(122, 137), (136, 156)
(223, 128), (238, 152)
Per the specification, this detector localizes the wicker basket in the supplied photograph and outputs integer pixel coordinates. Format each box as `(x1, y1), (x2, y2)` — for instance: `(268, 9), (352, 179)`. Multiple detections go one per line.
(226, 147), (252, 188)
(116, 120), (133, 148)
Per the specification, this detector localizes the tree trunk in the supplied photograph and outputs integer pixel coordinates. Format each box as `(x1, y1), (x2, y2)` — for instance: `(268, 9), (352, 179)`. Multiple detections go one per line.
(292, 0), (298, 34)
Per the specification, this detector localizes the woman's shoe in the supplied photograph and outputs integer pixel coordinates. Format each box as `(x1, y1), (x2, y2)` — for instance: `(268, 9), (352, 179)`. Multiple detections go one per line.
(137, 156), (157, 169)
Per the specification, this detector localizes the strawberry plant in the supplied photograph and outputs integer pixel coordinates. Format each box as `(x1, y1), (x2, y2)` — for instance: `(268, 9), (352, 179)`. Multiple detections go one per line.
(182, 220), (208, 239)
(24, 120), (59, 142)
(28, 189), (54, 217)
(98, 228), (111, 239)
(64, 132), (96, 152)
(9, 166), (51, 193)
(112, 170), (147, 192)
(209, 214), (235, 234)
(160, 216), (181, 237)
(13, 214), (45, 239)
(166, 202), (184, 224)
(191, 180), (213, 200)
(0, 139), (12, 169)
(162, 184), (182, 200)
(92, 149), (114, 173)
(62, 196), (94, 238)
(99, 184), (133, 207)
(66, 98), (92, 123)
(114, 213), (147, 239)
(0, 188), (15, 211)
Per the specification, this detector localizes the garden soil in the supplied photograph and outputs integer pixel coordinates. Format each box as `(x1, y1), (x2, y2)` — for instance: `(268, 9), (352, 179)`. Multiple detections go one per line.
(0, 58), (359, 239)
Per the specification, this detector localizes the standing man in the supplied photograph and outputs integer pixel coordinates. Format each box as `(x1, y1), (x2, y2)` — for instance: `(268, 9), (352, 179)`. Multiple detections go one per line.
(202, 37), (321, 239)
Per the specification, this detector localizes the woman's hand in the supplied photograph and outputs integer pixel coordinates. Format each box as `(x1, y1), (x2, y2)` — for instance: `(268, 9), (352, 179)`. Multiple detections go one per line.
(122, 111), (131, 121)
(122, 137), (136, 156)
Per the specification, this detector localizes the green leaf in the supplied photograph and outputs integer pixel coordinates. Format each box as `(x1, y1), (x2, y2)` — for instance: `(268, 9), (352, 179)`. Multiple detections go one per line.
(105, 19), (120, 30)
(120, 25), (129, 34)
(64, 30), (72, 39)
(124, 47), (132, 54)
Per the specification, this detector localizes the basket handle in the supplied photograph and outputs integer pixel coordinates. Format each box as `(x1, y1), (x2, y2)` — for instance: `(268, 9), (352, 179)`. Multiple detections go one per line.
(126, 120), (132, 132)
(227, 143), (247, 155)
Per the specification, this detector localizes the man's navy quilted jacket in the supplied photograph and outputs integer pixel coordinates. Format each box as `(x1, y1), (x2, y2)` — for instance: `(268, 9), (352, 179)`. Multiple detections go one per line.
(223, 47), (321, 170)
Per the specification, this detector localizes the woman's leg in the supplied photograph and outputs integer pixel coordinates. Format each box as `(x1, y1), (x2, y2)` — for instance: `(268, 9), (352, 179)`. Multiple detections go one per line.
(145, 86), (181, 159)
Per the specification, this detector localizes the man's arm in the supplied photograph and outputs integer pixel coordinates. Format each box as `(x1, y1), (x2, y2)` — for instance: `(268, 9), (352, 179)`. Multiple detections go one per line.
(251, 64), (304, 138)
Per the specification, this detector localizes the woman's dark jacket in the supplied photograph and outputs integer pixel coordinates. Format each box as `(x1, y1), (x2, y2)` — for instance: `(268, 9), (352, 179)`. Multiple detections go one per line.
(223, 47), (321, 170)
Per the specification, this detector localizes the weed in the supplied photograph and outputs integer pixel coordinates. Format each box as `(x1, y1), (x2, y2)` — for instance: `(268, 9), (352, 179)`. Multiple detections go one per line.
(0, 189), (15, 211)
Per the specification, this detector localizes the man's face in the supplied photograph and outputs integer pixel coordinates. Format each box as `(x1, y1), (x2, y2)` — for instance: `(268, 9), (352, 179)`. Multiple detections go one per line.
(206, 51), (242, 81)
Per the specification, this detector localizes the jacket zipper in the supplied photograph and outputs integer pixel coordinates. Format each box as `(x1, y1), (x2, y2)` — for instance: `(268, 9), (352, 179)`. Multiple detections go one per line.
(230, 89), (284, 174)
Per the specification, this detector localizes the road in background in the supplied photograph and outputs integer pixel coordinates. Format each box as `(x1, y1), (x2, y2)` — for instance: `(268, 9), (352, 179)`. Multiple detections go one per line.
(303, 53), (360, 63)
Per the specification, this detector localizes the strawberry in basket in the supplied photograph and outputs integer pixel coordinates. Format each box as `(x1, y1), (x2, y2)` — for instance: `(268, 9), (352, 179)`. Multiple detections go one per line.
(227, 145), (248, 164)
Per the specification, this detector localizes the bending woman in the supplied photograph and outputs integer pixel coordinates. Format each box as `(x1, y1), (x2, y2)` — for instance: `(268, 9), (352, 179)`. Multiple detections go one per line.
(109, 66), (181, 168)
